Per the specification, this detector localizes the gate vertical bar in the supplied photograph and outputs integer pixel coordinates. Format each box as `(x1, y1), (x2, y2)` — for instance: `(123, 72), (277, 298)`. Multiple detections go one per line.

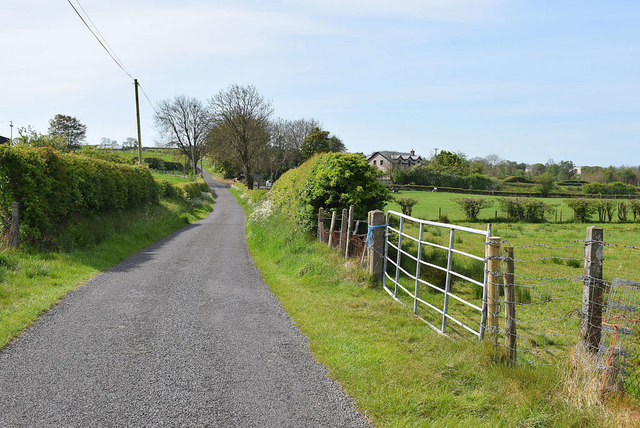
(393, 217), (404, 298)
(442, 229), (455, 333)
(414, 223), (424, 315)
(382, 211), (390, 290)
(479, 223), (492, 341)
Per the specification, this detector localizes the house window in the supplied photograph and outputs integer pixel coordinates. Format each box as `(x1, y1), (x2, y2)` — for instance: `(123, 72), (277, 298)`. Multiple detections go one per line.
(380, 160), (384, 166)
(373, 160), (377, 165)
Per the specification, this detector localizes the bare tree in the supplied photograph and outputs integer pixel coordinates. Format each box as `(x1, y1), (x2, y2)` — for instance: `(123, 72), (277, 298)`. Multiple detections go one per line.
(154, 95), (212, 177)
(208, 84), (273, 189)
(267, 117), (319, 179)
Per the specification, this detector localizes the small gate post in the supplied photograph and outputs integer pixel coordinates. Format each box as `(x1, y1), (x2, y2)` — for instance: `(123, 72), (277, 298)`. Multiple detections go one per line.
(317, 207), (325, 243)
(8, 202), (20, 248)
(503, 246), (516, 364)
(486, 236), (501, 344)
(579, 226), (604, 354)
(368, 210), (385, 282)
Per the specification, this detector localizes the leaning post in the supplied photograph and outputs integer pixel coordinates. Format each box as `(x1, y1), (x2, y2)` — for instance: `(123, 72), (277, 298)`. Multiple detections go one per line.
(317, 208), (325, 243)
(368, 210), (385, 283)
(328, 211), (337, 248)
(345, 205), (354, 257)
(579, 226), (604, 354)
(339, 208), (347, 256)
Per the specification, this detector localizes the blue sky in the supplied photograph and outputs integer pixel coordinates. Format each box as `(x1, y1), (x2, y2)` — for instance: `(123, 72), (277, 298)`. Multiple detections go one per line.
(2, 1), (639, 166)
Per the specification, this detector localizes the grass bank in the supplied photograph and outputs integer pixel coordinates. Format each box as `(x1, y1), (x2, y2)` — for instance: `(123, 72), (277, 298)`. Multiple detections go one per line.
(0, 195), (213, 348)
(231, 186), (639, 427)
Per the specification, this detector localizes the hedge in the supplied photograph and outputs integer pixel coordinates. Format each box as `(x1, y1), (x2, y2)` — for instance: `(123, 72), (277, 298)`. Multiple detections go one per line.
(583, 181), (638, 196)
(392, 166), (498, 191)
(0, 145), (158, 242)
(270, 153), (390, 230)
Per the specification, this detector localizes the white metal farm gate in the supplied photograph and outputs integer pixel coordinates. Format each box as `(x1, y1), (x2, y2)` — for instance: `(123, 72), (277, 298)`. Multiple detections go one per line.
(383, 211), (492, 340)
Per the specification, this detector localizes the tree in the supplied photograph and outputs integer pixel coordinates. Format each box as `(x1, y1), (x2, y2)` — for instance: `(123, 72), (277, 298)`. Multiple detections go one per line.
(99, 137), (118, 149)
(300, 127), (344, 161)
(122, 137), (138, 150)
(430, 150), (468, 175)
(16, 126), (67, 151)
(535, 172), (555, 196)
(48, 114), (87, 149)
(154, 95), (212, 177)
(208, 84), (273, 189)
(266, 118), (319, 179)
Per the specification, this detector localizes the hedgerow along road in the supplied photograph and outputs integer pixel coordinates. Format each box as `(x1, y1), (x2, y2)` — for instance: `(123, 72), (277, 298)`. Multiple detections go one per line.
(0, 172), (371, 427)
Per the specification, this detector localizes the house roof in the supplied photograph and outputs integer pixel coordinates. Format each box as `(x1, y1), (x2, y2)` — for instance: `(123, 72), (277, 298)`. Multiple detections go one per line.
(0, 136), (9, 145)
(368, 151), (422, 162)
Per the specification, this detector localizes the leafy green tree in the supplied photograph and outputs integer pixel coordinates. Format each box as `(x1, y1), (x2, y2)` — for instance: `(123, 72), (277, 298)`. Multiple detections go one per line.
(303, 153), (391, 226)
(48, 114), (87, 149)
(300, 127), (344, 161)
(430, 150), (468, 175)
(534, 173), (555, 196)
(15, 126), (67, 151)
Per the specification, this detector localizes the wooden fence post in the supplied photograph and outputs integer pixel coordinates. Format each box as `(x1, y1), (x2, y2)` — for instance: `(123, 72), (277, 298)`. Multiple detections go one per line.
(487, 236), (501, 344)
(317, 207), (325, 243)
(328, 211), (337, 248)
(502, 246), (516, 364)
(8, 202), (20, 248)
(368, 210), (385, 282)
(579, 226), (604, 354)
(345, 205), (354, 257)
(339, 208), (347, 256)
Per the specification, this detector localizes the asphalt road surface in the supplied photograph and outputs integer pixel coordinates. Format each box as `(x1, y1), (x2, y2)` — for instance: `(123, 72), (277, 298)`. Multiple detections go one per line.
(0, 174), (371, 428)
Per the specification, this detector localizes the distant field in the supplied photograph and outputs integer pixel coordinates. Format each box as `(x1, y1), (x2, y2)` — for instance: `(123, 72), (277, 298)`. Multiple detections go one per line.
(152, 171), (190, 184)
(386, 189), (633, 223)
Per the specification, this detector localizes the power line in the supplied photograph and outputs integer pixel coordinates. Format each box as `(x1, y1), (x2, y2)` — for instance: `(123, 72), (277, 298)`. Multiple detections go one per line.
(66, 0), (133, 80)
(137, 82), (159, 115)
(73, 0), (132, 78)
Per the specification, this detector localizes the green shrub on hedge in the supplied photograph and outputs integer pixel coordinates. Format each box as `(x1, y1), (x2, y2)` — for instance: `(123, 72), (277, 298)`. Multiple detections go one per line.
(583, 181), (637, 195)
(270, 153), (391, 230)
(0, 145), (158, 242)
(176, 179), (209, 200)
(392, 166), (498, 191)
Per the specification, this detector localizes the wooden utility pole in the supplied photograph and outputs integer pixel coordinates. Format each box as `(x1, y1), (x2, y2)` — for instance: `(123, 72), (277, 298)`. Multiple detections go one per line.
(134, 79), (143, 165)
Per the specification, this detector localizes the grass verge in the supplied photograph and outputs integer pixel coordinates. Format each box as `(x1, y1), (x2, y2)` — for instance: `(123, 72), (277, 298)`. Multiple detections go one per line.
(232, 187), (639, 427)
(0, 195), (213, 349)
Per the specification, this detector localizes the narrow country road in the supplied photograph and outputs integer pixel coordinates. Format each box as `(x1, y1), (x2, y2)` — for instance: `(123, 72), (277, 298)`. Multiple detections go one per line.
(0, 174), (371, 427)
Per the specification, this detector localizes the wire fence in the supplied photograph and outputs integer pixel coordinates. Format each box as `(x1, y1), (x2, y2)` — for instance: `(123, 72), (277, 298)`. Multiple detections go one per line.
(488, 235), (640, 399)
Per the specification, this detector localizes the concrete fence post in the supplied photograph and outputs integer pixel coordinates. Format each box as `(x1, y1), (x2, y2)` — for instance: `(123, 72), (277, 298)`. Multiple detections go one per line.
(345, 206), (354, 257)
(579, 226), (604, 354)
(368, 210), (385, 282)
(328, 211), (337, 248)
(8, 202), (20, 248)
(317, 207), (324, 243)
(339, 208), (347, 256)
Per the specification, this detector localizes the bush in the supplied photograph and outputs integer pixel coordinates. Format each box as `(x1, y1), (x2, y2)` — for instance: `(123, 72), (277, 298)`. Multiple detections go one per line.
(500, 198), (551, 222)
(631, 200), (640, 221)
(176, 179), (209, 200)
(565, 199), (596, 223)
(583, 182), (637, 195)
(156, 179), (181, 198)
(618, 201), (628, 222)
(534, 173), (555, 196)
(0, 145), (158, 243)
(503, 176), (533, 184)
(270, 153), (391, 230)
(395, 197), (418, 216)
(392, 165), (498, 191)
(454, 198), (493, 220)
